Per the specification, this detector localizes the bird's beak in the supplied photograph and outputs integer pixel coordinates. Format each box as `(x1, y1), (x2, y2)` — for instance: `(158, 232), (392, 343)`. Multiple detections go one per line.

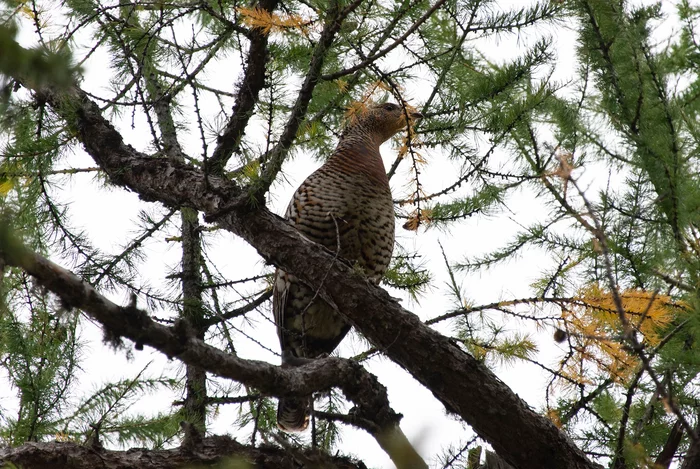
(411, 111), (423, 119)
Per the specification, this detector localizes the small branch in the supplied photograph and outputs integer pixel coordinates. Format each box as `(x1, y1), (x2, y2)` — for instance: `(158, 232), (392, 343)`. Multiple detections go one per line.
(202, 273), (268, 289)
(201, 289), (272, 328)
(321, 0), (449, 81)
(612, 366), (643, 468)
(173, 394), (261, 406)
(206, 0), (280, 175)
(256, 0), (363, 195)
(560, 379), (613, 425)
(681, 418), (700, 469)
(651, 268), (694, 292)
(425, 295), (653, 325)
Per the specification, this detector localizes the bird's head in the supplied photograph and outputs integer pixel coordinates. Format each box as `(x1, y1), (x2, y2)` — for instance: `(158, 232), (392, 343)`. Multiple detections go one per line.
(345, 101), (423, 144)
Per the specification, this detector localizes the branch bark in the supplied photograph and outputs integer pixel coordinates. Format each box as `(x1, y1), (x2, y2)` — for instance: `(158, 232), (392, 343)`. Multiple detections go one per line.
(0, 436), (367, 469)
(22, 81), (603, 469)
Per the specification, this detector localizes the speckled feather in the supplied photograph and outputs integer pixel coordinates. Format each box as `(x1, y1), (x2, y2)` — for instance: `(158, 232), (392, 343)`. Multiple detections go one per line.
(274, 102), (421, 432)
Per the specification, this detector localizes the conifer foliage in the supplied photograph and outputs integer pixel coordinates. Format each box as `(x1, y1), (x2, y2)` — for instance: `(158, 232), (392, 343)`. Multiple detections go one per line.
(0, 0), (699, 468)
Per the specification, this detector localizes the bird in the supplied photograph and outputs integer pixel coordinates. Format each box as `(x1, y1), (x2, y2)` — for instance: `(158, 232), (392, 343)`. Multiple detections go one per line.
(274, 101), (422, 431)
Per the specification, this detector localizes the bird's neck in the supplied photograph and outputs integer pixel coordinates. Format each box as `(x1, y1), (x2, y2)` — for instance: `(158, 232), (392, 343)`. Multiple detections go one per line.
(336, 130), (381, 154)
(329, 132), (389, 185)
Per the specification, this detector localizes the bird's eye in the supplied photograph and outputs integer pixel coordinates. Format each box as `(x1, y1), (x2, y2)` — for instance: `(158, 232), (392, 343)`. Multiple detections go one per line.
(383, 103), (397, 111)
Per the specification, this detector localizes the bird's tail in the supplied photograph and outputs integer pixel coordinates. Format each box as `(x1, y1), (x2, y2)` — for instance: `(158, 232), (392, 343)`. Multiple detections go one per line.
(277, 396), (311, 432)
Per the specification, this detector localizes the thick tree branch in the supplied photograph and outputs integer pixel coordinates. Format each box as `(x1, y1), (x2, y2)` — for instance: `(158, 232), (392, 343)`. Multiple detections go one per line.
(0, 436), (367, 469)
(23, 81), (603, 469)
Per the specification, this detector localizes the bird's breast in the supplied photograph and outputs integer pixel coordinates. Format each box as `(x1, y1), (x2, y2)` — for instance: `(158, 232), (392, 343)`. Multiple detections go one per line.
(287, 155), (395, 280)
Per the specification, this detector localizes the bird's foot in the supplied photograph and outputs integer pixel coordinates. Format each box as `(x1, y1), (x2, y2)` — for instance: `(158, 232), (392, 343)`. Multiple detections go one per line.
(281, 351), (330, 367)
(281, 350), (316, 367)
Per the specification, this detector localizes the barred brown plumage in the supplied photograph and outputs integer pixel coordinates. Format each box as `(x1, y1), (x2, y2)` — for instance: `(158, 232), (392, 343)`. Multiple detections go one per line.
(274, 101), (422, 432)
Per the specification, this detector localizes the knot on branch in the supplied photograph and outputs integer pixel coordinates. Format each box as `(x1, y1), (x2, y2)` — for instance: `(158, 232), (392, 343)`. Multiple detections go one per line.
(171, 318), (199, 356)
(339, 360), (402, 430)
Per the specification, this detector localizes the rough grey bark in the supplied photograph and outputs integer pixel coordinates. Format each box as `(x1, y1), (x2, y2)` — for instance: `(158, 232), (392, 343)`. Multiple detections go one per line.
(484, 451), (516, 469)
(0, 436), (367, 469)
(22, 82), (603, 469)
